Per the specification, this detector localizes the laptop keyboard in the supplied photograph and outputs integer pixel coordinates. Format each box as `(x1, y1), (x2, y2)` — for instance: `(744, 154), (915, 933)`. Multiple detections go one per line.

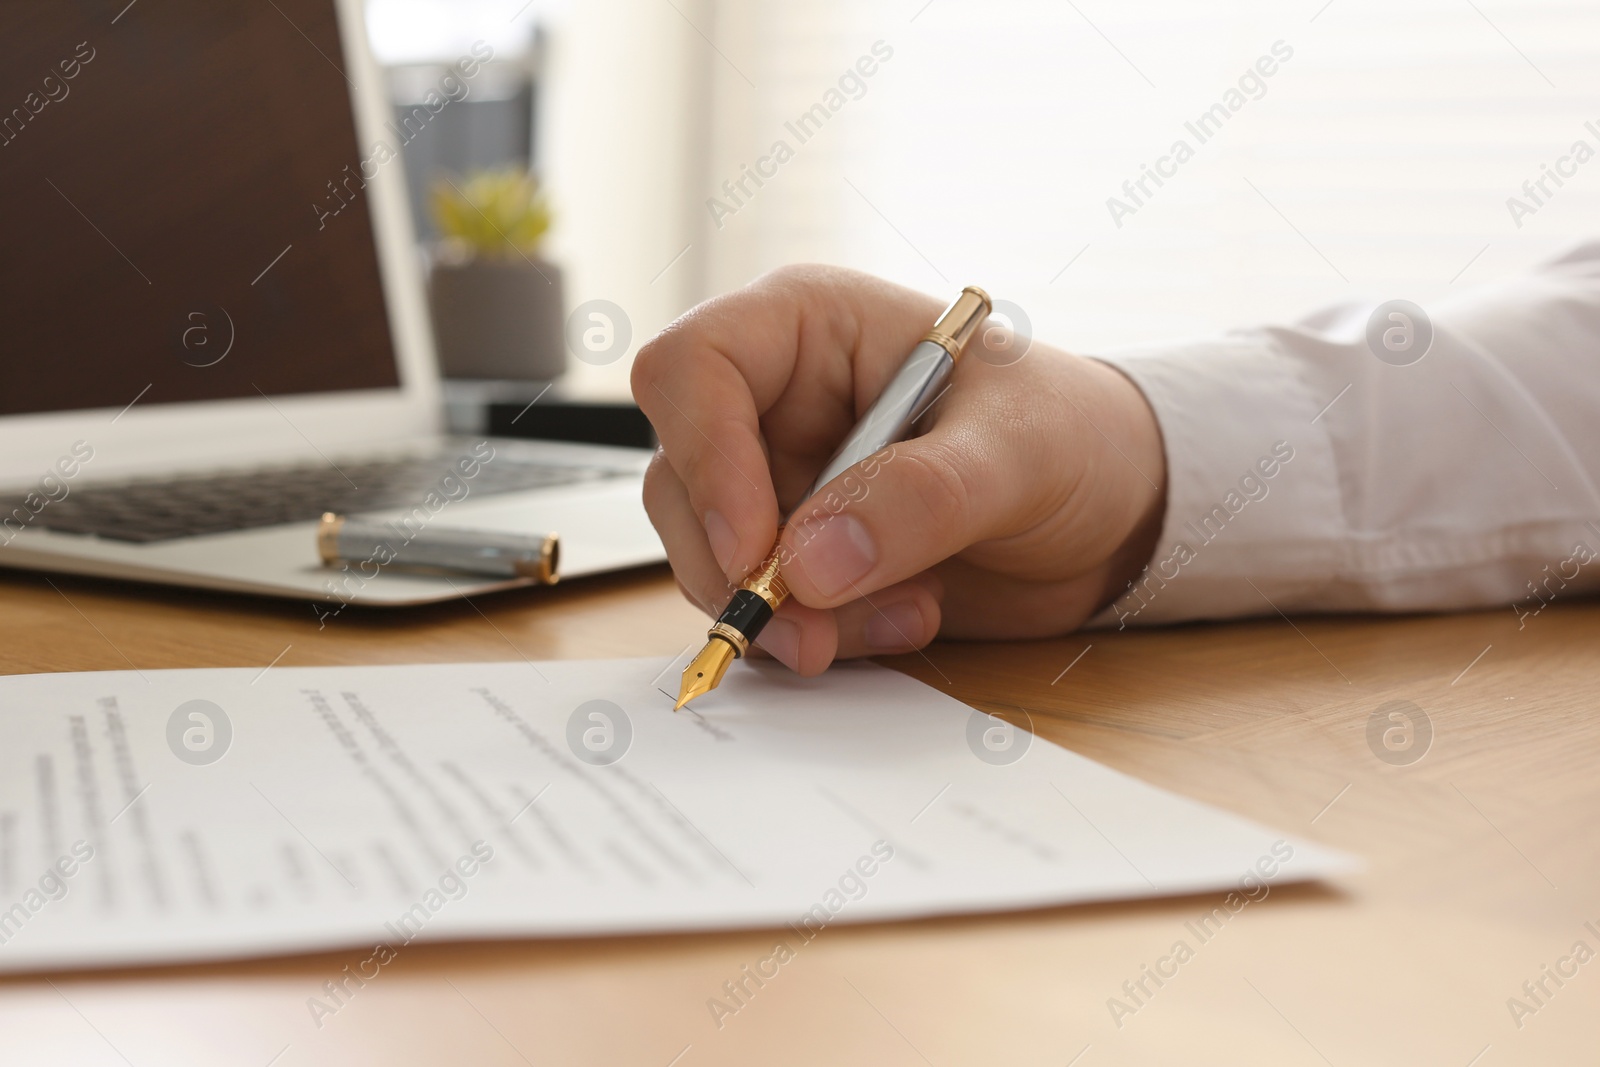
(16, 452), (620, 544)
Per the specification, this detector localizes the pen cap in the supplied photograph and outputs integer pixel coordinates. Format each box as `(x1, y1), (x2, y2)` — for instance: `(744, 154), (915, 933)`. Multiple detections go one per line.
(923, 286), (993, 361)
(316, 513), (560, 583)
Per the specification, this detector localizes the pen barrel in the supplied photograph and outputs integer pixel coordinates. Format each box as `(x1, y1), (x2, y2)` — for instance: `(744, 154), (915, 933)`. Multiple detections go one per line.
(798, 340), (955, 504)
(320, 515), (559, 582)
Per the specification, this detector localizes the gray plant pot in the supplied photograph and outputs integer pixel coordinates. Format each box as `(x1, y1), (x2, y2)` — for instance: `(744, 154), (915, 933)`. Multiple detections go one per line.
(428, 256), (567, 381)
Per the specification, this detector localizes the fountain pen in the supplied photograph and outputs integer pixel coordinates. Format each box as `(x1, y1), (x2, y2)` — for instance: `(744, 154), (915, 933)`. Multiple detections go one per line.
(674, 286), (992, 709)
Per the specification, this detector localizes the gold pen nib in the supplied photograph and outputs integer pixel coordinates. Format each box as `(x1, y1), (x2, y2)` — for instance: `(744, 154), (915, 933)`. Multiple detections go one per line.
(675, 636), (738, 710)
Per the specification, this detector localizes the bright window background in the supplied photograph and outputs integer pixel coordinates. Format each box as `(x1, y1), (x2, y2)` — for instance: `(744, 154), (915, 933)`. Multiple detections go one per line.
(703, 0), (1600, 353)
(365, 0), (544, 64)
(366, 0), (1600, 384)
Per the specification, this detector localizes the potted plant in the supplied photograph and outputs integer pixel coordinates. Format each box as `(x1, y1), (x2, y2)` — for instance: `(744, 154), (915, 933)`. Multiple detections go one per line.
(427, 168), (566, 381)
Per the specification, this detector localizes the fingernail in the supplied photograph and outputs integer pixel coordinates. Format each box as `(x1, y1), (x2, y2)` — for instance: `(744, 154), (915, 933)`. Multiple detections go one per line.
(704, 509), (738, 575)
(865, 601), (925, 652)
(795, 514), (876, 598)
(757, 617), (801, 671)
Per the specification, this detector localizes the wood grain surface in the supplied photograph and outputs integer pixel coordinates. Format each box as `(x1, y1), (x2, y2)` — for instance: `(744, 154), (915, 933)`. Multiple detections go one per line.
(0, 565), (1594, 1066)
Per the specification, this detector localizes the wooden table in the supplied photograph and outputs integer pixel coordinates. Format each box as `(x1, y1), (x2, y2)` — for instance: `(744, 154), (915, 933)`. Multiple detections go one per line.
(1, 566), (1594, 1065)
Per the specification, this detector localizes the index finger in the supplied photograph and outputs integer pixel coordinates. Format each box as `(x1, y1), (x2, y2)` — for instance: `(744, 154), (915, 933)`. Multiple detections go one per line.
(631, 265), (943, 582)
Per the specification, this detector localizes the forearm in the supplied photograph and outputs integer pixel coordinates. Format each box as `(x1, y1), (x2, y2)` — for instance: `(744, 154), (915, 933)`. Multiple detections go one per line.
(1091, 241), (1600, 627)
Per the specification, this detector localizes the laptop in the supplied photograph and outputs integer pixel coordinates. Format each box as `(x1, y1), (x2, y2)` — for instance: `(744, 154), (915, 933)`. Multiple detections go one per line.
(0, 0), (664, 606)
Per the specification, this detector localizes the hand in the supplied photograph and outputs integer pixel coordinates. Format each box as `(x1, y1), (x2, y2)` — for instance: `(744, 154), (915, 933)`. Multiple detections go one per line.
(631, 265), (1167, 675)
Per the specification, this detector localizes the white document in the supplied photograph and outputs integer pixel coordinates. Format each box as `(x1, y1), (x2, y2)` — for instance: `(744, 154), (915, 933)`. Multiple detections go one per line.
(0, 658), (1353, 972)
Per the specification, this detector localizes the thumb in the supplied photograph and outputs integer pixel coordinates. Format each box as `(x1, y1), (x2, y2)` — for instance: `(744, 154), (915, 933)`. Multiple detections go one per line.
(778, 428), (1010, 608)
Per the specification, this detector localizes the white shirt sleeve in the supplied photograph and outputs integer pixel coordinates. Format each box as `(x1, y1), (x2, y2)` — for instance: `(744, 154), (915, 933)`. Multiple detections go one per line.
(1090, 240), (1600, 629)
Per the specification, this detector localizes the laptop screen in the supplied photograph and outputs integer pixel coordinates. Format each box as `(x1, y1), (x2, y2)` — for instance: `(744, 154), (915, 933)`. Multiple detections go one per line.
(0, 1), (401, 419)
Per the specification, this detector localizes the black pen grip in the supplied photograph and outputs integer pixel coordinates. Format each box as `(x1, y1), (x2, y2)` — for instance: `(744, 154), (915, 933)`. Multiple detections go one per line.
(717, 589), (775, 646)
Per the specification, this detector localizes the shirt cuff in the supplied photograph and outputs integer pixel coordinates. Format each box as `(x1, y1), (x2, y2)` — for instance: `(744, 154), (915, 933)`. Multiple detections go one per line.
(1088, 335), (1347, 626)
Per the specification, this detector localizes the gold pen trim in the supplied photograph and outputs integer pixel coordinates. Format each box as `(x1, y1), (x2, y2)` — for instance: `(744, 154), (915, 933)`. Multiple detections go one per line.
(707, 621), (749, 656)
(741, 536), (789, 611)
(920, 285), (992, 362)
(316, 512), (345, 565)
(513, 532), (561, 584)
